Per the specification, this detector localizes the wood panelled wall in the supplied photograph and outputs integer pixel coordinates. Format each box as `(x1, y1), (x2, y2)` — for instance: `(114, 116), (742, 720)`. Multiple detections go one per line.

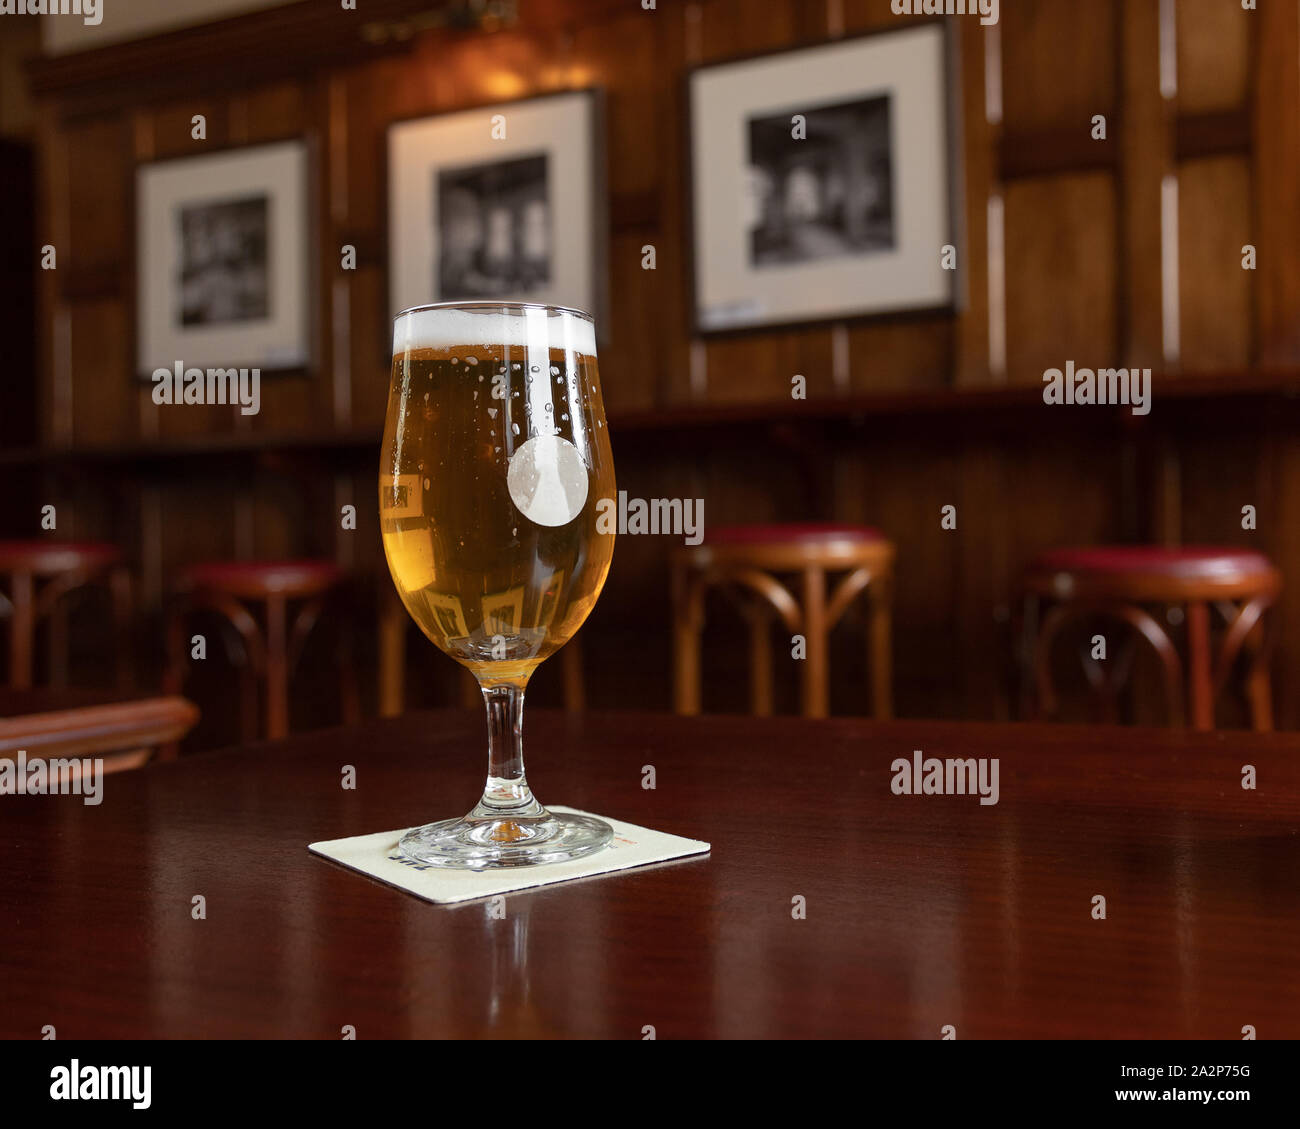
(22, 0), (1300, 726)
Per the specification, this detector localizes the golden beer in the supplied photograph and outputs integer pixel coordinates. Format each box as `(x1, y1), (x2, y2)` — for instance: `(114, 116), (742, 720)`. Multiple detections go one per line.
(381, 310), (614, 689)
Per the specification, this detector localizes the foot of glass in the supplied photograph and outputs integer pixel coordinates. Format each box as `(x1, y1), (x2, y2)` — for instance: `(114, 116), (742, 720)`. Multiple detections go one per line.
(398, 807), (613, 870)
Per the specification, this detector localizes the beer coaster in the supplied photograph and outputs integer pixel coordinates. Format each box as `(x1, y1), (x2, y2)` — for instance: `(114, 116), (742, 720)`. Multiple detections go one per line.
(308, 807), (710, 905)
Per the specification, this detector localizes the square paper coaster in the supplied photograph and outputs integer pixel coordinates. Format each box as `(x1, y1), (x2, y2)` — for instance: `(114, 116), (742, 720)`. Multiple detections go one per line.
(308, 807), (710, 905)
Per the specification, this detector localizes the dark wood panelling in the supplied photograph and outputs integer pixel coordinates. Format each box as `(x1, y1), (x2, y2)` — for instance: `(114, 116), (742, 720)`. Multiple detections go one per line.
(1176, 0), (1251, 114)
(236, 81), (309, 145)
(62, 116), (129, 276)
(19, 0), (1300, 732)
(1001, 0), (1119, 133)
(68, 299), (131, 447)
(847, 318), (952, 394)
(605, 229), (660, 412)
(700, 0), (804, 61)
(1179, 156), (1251, 372)
(1252, 0), (1300, 367)
(1003, 172), (1119, 383)
(953, 18), (992, 387)
(705, 327), (837, 405)
(1119, 0), (1167, 369)
(349, 265), (389, 432)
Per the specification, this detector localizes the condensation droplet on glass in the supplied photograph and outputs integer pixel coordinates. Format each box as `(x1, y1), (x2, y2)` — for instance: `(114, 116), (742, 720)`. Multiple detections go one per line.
(511, 527), (518, 537)
(487, 407), (498, 419)
(494, 447), (500, 454)
(423, 478), (430, 489)
(512, 423), (520, 435)
(530, 365), (539, 373)
(550, 366), (560, 375)
(561, 413), (569, 421)
(512, 363), (521, 371)
(451, 357), (459, 364)
(544, 403), (553, 413)
(473, 390), (478, 400)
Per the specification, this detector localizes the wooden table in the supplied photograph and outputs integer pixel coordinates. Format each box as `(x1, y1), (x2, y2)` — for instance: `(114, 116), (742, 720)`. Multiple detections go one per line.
(1, 710), (1297, 1039)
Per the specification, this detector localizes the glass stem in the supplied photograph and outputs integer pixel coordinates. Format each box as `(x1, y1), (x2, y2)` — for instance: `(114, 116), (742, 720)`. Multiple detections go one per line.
(473, 683), (545, 818)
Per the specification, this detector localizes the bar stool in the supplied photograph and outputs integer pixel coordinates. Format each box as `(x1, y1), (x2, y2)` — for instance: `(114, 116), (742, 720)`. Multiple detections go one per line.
(0, 540), (132, 690)
(166, 560), (359, 741)
(672, 523), (895, 719)
(1021, 545), (1281, 730)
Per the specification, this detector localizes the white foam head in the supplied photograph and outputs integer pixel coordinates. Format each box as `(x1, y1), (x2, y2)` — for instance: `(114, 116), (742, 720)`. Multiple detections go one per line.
(394, 305), (597, 358)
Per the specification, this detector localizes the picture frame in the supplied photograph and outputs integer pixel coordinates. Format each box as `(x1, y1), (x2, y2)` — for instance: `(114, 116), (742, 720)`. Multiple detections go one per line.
(135, 139), (312, 376)
(386, 89), (607, 336)
(687, 25), (958, 335)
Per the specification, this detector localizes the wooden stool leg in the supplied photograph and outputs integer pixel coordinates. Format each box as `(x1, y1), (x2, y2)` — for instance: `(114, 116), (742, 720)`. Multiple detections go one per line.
(562, 637), (585, 713)
(801, 565), (828, 719)
(164, 598), (186, 696)
(746, 604), (773, 717)
(1186, 601), (1214, 731)
(1247, 659), (1274, 732)
(48, 597), (69, 689)
(378, 589), (406, 718)
(338, 625), (361, 727)
(238, 663), (260, 744)
(161, 597), (190, 762)
(672, 561), (704, 715)
(109, 566), (134, 692)
(9, 569), (34, 690)
(265, 595), (289, 740)
(869, 573), (892, 720)
(1018, 593), (1040, 720)
(1245, 616), (1275, 732)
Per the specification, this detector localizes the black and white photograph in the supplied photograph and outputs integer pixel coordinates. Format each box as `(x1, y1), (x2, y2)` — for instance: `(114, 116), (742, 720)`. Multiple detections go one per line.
(388, 90), (603, 329)
(178, 194), (270, 326)
(436, 153), (551, 299)
(690, 26), (953, 332)
(746, 95), (894, 268)
(136, 140), (310, 374)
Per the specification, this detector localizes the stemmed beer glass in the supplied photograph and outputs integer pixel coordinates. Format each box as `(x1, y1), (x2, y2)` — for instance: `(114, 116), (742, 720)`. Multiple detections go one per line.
(380, 302), (616, 869)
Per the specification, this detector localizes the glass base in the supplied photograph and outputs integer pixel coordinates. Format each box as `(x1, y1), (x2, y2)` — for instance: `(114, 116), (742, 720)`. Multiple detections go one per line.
(398, 808), (613, 870)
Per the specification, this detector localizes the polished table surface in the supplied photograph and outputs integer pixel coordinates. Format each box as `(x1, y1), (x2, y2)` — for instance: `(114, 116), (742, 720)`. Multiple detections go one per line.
(2, 710), (1298, 1039)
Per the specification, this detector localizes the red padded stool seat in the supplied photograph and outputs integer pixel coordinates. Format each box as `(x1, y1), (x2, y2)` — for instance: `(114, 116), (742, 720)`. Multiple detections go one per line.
(166, 559), (356, 743)
(181, 559), (345, 600)
(674, 522), (895, 719)
(1030, 545), (1274, 587)
(0, 540), (122, 574)
(0, 539), (131, 690)
(1022, 544), (1281, 730)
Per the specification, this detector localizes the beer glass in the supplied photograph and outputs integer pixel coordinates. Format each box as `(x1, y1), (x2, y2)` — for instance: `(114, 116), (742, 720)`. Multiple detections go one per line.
(380, 301), (615, 868)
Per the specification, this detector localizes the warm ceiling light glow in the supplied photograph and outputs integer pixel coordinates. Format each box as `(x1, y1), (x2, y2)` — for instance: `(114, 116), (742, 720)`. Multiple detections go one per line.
(482, 70), (527, 99)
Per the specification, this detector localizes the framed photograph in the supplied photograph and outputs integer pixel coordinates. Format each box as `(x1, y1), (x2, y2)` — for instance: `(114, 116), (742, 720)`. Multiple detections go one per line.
(387, 90), (606, 329)
(136, 140), (311, 375)
(688, 25), (957, 334)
